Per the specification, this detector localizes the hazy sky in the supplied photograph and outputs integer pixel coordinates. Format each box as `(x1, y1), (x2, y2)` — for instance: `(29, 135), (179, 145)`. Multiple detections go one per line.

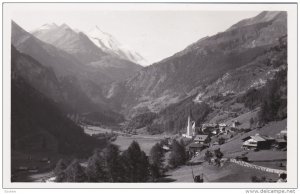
(12, 9), (260, 65)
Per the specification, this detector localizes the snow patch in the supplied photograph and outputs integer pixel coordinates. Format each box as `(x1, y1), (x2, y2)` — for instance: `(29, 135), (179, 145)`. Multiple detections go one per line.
(86, 26), (148, 66)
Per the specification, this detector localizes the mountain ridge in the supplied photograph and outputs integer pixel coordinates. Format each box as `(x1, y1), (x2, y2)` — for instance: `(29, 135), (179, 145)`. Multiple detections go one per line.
(106, 11), (287, 118)
(86, 25), (148, 66)
(31, 22), (143, 81)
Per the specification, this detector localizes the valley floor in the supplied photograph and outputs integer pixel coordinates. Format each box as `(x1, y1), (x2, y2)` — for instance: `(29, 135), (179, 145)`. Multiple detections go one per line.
(13, 118), (287, 183)
(84, 125), (165, 155)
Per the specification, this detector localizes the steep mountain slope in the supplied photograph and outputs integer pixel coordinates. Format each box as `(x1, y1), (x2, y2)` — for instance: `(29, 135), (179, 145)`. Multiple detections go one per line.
(11, 45), (64, 103)
(11, 75), (101, 155)
(11, 45), (124, 124)
(12, 22), (128, 119)
(11, 44), (98, 113)
(108, 11), (287, 117)
(86, 55), (144, 82)
(11, 21), (88, 78)
(32, 23), (143, 81)
(87, 26), (147, 66)
(125, 35), (287, 134)
(12, 21), (112, 86)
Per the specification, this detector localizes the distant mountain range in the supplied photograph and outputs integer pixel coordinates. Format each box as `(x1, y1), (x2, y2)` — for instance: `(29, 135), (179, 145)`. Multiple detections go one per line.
(11, 11), (287, 139)
(31, 23), (147, 66)
(11, 21), (136, 156)
(12, 21), (142, 114)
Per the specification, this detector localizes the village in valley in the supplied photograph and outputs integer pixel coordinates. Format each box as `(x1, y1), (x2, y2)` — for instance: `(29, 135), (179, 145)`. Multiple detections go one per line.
(11, 110), (288, 183)
(9, 9), (290, 184)
(161, 111), (287, 182)
(68, 108), (288, 183)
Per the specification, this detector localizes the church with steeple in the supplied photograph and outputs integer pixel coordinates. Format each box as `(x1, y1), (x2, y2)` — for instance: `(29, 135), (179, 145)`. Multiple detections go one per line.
(182, 111), (196, 138)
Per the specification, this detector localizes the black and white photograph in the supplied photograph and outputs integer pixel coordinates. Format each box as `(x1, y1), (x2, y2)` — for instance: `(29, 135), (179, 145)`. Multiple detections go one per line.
(1, 1), (298, 191)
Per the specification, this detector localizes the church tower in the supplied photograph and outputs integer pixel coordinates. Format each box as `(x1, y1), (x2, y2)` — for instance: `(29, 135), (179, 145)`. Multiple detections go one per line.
(186, 110), (195, 138)
(187, 114), (192, 137)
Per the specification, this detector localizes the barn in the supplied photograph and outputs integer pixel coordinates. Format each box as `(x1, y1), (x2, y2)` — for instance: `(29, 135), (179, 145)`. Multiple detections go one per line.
(242, 134), (275, 150)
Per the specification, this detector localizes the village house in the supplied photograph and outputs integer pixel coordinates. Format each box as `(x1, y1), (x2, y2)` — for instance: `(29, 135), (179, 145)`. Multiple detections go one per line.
(231, 120), (240, 128)
(242, 134), (275, 150)
(194, 134), (210, 144)
(219, 123), (227, 128)
(211, 128), (220, 135)
(276, 130), (287, 139)
(187, 134), (211, 157)
(274, 139), (287, 149)
(201, 123), (220, 135)
(218, 123), (227, 133)
(188, 142), (208, 157)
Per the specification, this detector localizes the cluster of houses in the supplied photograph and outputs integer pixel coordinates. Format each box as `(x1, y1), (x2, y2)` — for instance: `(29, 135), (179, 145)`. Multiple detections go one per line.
(182, 113), (287, 157)
(182, 114), (237, 139)
(182, 114), (235, 156)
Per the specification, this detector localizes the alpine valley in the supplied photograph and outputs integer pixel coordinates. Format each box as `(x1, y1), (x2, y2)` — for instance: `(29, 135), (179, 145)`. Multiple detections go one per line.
(10, 11), (288, 183)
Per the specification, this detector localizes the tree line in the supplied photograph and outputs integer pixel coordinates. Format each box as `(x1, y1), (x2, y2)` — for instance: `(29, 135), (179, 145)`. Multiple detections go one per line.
(54, 138), (189, 182)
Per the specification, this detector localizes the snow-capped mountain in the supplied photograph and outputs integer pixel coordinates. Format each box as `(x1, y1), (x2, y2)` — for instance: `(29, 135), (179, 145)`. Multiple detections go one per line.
(87, 26), (148, 66)
(32, 23), (108, 64)
(36, 23), (59, 31)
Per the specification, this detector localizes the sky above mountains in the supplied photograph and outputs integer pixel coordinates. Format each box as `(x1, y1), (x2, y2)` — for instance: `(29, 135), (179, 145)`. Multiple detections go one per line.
(12, 9), (260, 65)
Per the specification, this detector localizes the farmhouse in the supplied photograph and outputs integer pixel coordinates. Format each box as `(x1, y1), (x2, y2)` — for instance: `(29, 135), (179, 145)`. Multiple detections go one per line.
(275, 139), (287, 149)
(218, 123), (227, 133)
(188, 142), (208, 157)
(219, 123), (227, 127)
(194, 135), (210, 144)
(276, 130), (287, 139)
(232, 120), (240, 128)
(242, 134), (275, 150)
(201, 123), (219, 134)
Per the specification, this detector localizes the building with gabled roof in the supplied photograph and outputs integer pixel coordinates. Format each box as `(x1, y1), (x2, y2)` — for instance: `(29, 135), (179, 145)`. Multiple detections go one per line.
(187, 142), (208, 157)
(194, 135), (209, 144)
(242, 133), (275, 150)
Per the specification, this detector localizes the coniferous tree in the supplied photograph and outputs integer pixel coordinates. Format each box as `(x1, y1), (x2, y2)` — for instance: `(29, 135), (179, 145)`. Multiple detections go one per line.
(168, 139), (187, 168)
(204, 150), (213, 164)
(63, 159), (87, 182)
(149, 143), (165, 180)
(54, 158), (69, 182)
(85, 150), (108, 182)
(214, 148), (224, 167)
(102, 143), (125, 182)
(121, 141), (150, 182)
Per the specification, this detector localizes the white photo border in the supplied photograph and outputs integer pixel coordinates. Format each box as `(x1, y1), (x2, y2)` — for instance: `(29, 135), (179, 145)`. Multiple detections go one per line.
(1, 2), (298, 189)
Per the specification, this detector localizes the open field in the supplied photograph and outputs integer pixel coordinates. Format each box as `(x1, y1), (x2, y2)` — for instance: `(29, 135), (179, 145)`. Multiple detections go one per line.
(83, 125), (118, 135)
(83, 125), (165, 155)
(114, 135), (163, 155)
(167, 162), (280, 182)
